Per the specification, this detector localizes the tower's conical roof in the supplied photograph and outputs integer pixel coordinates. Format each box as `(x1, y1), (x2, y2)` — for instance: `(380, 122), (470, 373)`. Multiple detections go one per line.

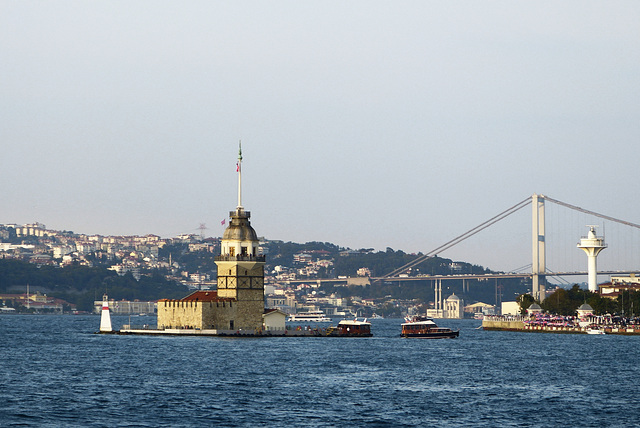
(222, 208), (258, 242)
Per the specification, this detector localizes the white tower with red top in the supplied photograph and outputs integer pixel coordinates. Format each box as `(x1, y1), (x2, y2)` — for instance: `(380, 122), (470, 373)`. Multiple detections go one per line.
(99, 294), (113, 332)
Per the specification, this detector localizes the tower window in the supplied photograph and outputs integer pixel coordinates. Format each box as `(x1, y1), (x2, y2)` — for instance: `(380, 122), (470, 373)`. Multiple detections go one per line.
(241, 246), (248, 256)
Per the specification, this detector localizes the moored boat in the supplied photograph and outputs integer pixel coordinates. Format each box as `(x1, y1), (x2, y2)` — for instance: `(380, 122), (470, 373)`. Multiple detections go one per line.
(287, 310), (332, 323)
(326, 318), (372, 337)
(401, 316), (459, 339)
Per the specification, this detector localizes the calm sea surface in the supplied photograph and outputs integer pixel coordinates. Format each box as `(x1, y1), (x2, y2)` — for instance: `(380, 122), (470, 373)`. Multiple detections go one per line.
(1, 315), (639, 427)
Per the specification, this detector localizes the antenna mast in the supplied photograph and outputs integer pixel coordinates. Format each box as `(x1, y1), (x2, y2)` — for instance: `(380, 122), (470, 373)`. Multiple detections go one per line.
(198, 223), (207, 240)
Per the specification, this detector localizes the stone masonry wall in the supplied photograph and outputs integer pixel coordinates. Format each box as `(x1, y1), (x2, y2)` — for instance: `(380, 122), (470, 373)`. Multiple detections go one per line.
(158, 300), (204, 329)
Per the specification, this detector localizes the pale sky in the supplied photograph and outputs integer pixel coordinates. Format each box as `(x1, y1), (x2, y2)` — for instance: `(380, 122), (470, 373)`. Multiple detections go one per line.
(2, 1), (639, 273)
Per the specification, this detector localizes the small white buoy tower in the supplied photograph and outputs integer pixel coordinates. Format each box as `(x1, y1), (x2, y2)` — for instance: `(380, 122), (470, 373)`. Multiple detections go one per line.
(99, 294), (113, 333)
(577, 226), (607, 292)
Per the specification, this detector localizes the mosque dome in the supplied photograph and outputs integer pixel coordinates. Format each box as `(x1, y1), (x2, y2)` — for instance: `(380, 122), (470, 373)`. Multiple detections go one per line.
(578, 303), (593, 312)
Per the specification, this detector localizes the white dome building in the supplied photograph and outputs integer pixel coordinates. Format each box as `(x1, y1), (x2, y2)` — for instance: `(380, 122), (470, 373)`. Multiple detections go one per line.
(576, 303), (594, 318)
(445, 293), (464, 319)
(527, 303), (543, 316)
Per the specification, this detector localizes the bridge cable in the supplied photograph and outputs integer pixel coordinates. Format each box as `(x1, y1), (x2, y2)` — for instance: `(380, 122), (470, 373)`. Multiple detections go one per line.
(380, 197), (532, 279)
(543, 195), (640, 230)
(544, 268), (572, 285)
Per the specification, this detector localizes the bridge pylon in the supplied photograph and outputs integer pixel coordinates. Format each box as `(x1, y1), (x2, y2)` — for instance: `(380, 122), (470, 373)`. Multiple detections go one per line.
(532, 194), (546, 301)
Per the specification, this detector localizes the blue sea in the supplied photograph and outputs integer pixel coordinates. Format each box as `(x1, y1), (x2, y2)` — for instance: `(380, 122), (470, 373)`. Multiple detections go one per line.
(1, 315), (639, 427)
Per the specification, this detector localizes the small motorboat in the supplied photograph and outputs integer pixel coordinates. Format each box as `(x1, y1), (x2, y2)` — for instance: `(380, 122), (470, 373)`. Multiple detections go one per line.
(326, 318), (372, 337)
(401, 316), (459, 339)
(286, 310), (332, 323)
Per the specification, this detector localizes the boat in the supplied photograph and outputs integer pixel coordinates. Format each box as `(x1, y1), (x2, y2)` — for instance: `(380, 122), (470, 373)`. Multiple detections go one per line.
(401, 316), (460, 339)
(586, 328), (606, 335)
(370, 313), (384, 319)
(286, 310), (332, 323)
(326, 318), (372, 337)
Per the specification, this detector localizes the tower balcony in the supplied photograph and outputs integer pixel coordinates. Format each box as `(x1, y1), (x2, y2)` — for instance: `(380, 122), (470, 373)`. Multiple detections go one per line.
(215, 254), (265, 262)
(577, 237), (607, 248)
(230, 209), (250, 219)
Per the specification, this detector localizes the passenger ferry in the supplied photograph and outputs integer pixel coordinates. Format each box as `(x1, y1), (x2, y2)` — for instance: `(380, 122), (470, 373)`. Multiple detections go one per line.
(286, 311), (332, 323)
(326, 318), (372, 337)
(401, 316), (459, 339)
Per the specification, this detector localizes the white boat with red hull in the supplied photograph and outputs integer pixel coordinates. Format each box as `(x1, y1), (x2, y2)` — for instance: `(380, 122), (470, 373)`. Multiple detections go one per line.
(401, 316), (460, 339)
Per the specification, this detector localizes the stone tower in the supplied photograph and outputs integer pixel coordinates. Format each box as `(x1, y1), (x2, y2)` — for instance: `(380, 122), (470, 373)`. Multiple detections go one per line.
(214, 143), (266, 330)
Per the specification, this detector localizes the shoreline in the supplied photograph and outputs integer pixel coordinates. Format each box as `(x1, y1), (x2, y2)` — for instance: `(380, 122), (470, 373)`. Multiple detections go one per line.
(483, 317), (640, 335)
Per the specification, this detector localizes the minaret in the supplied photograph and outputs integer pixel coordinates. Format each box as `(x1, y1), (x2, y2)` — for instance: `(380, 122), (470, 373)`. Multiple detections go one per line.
(215, 143), (266, 330)
(99, 294), (113, 333)
(577, 226), (607, 292)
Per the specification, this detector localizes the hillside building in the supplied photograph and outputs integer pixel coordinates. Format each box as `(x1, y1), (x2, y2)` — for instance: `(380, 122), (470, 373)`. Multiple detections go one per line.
(599, 275), (640, 298)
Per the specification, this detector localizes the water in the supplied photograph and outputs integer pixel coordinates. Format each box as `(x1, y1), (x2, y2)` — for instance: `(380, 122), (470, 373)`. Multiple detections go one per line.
(1, 315), (639, 427)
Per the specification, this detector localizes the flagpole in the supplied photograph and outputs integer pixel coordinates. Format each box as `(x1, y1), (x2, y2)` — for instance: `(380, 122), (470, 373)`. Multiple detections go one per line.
(237, 141), (243, 209)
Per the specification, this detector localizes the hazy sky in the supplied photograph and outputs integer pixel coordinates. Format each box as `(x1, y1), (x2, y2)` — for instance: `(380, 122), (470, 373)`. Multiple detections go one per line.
(2, 1), (639, 272)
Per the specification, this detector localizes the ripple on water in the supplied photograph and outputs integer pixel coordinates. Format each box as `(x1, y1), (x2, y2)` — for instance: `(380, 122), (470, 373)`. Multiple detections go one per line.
(2, 316), (640, 427)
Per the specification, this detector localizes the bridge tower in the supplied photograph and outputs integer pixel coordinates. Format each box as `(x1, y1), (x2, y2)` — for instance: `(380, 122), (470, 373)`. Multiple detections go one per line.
(577, 226), (607, 292)
(532, 194), (546, 301)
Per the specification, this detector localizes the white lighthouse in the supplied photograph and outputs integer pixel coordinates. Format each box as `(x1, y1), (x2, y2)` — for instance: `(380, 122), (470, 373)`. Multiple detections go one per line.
(577, 226), (607, 292)
(99, 294), (113, 333)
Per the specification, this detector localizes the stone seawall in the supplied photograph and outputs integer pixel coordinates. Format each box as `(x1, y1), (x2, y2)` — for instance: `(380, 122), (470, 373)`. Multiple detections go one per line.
(112, 326), (327, 337)
(482, 319), (524, 331)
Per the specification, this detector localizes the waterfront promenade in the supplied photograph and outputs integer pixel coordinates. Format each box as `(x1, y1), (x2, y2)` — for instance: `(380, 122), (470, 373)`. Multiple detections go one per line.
(483, 314), (640, 335)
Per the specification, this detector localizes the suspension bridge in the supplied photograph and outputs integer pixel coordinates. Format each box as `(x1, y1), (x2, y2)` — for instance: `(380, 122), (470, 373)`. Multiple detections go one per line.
(288, 194), (640, 299)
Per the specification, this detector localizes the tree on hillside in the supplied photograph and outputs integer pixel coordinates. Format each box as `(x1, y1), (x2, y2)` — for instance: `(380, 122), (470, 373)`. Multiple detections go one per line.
(0, 259), (188, 312)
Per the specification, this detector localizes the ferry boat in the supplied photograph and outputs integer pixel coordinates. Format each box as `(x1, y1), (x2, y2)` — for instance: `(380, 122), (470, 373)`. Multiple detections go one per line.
(326, 318), (372, 337)
(286, 311), (332, 323)
(401, 316), (460, 339)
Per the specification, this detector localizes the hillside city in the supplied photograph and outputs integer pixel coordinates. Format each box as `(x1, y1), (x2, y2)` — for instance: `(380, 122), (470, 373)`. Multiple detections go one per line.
(0, 222), (523, 318)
